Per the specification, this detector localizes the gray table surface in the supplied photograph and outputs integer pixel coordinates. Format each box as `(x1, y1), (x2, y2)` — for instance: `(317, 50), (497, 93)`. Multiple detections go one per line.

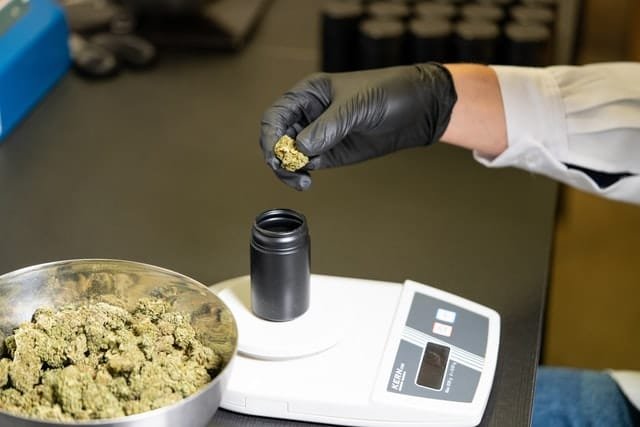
(0, 1), (557, 426)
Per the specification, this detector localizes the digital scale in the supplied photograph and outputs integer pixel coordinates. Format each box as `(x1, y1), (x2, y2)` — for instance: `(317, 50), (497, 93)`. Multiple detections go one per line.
(210, 275), (500, 427)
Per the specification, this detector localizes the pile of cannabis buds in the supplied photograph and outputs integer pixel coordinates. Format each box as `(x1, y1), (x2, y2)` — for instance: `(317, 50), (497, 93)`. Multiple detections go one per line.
(0, 297), (233, 421)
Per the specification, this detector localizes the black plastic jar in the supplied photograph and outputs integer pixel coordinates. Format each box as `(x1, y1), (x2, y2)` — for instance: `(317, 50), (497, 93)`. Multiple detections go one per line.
(250, 209), (310, 322)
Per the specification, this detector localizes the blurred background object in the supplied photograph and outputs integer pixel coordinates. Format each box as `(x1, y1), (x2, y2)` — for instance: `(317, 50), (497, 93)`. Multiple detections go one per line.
(0, 0), (70, 141)
(407, 17), (452, 63)
(129, 0), (272, 49)
(454, 19), (499, 63)
(122, 0), (208, 16)
(358, 18), (406, 68)
(62, 0), (117, 32)
(576, 0), (635, 63)
(504, 21), (550, 65)
(61, 0), (273, 78)
(321, 1), (363, 72)
(319, 0), (579, 72)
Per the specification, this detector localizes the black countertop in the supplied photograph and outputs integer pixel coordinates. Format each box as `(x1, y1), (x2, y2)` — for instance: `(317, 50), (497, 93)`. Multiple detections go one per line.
(0, 1), (557, 426)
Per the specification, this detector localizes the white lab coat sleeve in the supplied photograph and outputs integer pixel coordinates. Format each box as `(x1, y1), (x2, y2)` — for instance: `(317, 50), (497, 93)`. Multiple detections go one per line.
(608, 370), (640, 411)
(474, 63), (640, 205)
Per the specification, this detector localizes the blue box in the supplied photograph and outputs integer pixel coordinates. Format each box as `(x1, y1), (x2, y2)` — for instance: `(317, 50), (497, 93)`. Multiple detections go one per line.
(0, 0), (70, 140)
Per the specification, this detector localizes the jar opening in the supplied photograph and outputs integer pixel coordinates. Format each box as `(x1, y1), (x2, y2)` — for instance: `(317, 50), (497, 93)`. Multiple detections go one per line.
(256, 210), (304, 234)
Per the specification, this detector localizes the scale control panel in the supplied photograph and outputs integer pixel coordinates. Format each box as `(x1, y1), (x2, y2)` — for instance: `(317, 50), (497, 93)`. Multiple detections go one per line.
(385, 285), (490, 402)
(372, 280), (500, 423)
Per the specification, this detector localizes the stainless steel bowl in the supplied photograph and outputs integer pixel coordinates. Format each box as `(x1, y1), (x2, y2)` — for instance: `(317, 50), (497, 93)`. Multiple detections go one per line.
(0, 259), (238, 427)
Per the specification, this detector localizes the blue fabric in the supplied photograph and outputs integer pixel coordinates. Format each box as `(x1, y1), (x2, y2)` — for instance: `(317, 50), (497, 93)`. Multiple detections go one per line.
(533, 367), (640, 427)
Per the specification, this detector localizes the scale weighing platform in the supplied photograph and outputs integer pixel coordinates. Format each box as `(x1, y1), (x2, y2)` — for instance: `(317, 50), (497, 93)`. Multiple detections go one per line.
(211, 275), (500, 427)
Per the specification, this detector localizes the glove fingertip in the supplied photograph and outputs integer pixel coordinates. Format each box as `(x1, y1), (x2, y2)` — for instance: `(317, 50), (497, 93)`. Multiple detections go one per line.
(274, 169), (313, 191)
(267, 154), (280, 170)
(297, 174), (312, 191)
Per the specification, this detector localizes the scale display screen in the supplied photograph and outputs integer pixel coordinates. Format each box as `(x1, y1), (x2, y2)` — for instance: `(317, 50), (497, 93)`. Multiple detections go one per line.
(417, 342), (450, 389)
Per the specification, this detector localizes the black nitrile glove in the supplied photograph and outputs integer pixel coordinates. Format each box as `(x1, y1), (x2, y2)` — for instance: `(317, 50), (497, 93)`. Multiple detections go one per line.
(260, 63), (458, 190)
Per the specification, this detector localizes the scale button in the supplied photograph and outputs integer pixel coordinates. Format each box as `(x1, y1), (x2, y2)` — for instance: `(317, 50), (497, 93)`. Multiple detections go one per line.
(436, 308), (457, 324)
(432, 322), (453, 337)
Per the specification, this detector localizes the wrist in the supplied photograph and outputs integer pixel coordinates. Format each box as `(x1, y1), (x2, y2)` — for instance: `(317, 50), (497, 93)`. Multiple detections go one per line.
(415, 62), (458, 146)
(439, 64), (508, 157)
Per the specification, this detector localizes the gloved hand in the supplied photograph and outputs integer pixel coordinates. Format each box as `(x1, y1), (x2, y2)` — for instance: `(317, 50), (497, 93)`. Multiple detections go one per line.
(260, 63), (458, 190)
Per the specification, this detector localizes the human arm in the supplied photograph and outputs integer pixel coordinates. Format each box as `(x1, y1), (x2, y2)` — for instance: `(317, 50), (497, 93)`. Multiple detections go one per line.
(435, 62), (640, 204)
(477, 63), (640, 205)
(259, 63), (458, 191)
(438, 64), (507, 157)
(260, 62), (640, 204)
(258, 63), (509, 189)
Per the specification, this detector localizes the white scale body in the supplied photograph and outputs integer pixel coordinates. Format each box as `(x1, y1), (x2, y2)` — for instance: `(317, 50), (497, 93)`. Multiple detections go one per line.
(210, 275), (500, 427)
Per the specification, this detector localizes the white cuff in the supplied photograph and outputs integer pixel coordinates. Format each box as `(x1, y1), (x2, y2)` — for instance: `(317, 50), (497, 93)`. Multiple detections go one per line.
(609, 370), (640, 411)
(483, 65), (568, 165)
